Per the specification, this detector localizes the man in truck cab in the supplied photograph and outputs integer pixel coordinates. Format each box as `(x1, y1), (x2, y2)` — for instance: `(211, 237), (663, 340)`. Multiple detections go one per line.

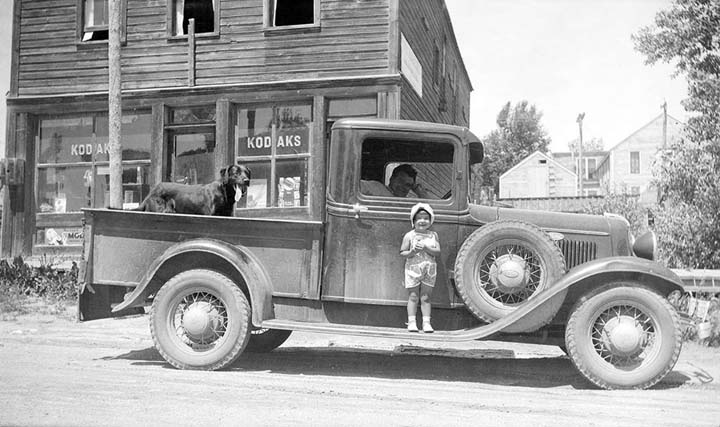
(361, 164), (430, 198)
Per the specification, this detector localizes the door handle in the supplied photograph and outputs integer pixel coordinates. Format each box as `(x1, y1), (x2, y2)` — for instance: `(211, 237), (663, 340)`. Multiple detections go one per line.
(351, 203), (368, 219)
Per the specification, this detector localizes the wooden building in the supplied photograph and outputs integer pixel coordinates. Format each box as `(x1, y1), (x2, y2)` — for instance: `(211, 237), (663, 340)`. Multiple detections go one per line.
(2, 0), (472, 262)
(596, 113), (683, 202)
(499, 151), (577, 199)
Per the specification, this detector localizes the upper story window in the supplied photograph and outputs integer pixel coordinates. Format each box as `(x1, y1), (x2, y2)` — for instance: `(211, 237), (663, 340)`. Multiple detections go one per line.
(170, 0), (219, 36)
(81, 0), (108, 41)
(265, 0), (319, 28)
(79, 0), (127, 43)
(630, 151), (640, 174)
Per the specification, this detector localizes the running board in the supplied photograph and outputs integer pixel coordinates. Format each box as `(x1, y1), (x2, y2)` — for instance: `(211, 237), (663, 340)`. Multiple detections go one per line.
(260, 319), (497, 342)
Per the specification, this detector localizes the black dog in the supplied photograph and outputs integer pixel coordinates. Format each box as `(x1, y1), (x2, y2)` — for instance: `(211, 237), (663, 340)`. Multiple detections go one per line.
(134, 164), (251, 216)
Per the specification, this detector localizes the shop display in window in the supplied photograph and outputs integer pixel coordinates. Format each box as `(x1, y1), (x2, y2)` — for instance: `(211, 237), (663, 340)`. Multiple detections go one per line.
(236, 104), (311, 210)
(37, 227), (84, 246)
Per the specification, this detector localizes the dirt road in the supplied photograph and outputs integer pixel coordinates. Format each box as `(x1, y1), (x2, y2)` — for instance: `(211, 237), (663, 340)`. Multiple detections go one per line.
(1, 308), (719, 427)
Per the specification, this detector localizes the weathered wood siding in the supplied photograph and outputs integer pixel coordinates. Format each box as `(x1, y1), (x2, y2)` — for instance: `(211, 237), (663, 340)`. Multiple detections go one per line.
(397, 0), (471, 126)
(16, 0), (392, 96)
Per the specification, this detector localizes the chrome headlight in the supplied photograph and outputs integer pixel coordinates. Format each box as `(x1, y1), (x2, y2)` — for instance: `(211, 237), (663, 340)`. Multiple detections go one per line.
(632, 230), (657, 260)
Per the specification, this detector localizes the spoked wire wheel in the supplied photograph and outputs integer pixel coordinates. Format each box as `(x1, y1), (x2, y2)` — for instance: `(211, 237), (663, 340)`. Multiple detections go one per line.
(589, 303), (659, 369)
(474, 241), (545, 306)
(150, 269), (251, 370)
(565, 284), (682, 389)
(455, 221), (566, 323)
(171, 291), (229, 351)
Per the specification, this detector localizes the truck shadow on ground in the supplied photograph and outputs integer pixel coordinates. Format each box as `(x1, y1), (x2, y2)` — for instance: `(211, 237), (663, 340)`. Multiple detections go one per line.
(104, 345), (690, 390)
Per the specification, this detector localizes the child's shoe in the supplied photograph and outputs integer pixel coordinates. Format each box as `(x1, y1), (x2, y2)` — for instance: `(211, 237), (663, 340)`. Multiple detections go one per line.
(422, 317), (434, 333)
(407, 317), (419, 332)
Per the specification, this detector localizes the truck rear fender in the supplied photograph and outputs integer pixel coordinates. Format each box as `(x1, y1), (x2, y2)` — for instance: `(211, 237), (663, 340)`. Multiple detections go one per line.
(111, 239), (273, 327)
(495, 256), (685, 333)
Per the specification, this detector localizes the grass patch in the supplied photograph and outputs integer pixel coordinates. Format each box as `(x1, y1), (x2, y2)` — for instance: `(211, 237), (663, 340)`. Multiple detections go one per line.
(0, 256), (78, 321)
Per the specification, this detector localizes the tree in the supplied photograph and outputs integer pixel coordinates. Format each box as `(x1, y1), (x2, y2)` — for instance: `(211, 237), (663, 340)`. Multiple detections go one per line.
(633, 0), (720, 268)
(567, 137), (604, 153)
(479, 101), (552, 194)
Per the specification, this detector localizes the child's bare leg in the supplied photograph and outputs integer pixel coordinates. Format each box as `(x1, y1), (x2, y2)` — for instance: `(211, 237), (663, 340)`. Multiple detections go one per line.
(407, 287), (419, 316)
(407, 287), (420, 331)
(420, 284), (434, 332)
(419, 284), (433, 316)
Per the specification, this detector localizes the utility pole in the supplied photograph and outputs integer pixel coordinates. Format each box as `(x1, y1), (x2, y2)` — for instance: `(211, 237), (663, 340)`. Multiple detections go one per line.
(661, 100), (668, 149)
(576, 112), (585, 196)
(108, 0), (123, 208)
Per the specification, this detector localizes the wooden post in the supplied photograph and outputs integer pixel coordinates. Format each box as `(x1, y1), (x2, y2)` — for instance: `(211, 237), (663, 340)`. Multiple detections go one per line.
(108, 0), (123, 208)
(188, 18), (195, 86)
(576, 112), (585, 196)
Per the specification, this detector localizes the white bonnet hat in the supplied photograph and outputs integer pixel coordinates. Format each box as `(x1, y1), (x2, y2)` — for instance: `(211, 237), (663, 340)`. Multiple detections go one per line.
(410, 202), (435, 226)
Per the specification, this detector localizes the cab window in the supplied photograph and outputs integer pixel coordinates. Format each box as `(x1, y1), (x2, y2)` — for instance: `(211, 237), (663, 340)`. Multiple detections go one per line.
(359, 138), (454, 200)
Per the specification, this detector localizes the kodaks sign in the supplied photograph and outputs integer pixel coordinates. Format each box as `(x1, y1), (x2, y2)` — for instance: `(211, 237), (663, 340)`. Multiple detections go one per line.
(71, 143), (111, 157)
(240, 129), (309, 156)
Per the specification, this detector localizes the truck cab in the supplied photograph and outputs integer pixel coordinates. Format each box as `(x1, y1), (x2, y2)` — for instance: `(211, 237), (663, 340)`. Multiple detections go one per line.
(80, 118), (685, 390)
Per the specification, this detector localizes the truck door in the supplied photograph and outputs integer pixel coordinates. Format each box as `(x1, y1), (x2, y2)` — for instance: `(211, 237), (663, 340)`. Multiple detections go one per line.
(323, 131), (462, 309)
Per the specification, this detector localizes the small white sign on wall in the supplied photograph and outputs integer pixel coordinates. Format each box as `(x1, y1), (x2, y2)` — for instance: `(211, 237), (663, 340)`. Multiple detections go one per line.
(401, 34), (423, 97)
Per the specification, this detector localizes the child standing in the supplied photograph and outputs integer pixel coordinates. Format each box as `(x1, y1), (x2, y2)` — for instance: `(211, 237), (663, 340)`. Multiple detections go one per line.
(400, 203), (441, 332)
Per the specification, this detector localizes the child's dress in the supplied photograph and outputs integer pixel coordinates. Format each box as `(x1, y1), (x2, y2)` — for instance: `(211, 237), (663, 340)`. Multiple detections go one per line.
(404, 230), (438, 288)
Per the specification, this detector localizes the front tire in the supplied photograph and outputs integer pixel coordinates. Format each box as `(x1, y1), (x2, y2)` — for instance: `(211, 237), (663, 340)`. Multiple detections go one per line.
(246, 328), (292, 353)
(565, 284), (682, 390)
(150, 269), (251, 370)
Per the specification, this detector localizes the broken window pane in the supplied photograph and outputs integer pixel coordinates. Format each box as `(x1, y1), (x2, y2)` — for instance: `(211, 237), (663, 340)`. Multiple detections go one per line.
(82, 0), (108, 41)
(172, 0), (216, 36)
(271, 0), (315, 26)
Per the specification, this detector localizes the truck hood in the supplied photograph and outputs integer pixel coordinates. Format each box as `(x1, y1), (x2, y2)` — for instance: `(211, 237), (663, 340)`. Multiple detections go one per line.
(467, 203), (617, 235)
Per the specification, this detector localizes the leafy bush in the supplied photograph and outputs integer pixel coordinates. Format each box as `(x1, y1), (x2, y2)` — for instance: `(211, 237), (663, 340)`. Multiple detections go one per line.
(0, 256), (78, 314)
(581, 189), (647, 237)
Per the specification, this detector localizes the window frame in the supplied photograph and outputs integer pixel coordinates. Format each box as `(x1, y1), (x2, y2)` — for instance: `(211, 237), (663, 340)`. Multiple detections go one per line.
(76, 0), (127, 44)
(630, 151), (640, 174)
(34, 110), (152, 247)
(164, 105), (218, 184)
(357, 134), (458, 203)
(166, 0), (221, 39)
(235, 103), (314, 210)
(263, 0), (321, 34)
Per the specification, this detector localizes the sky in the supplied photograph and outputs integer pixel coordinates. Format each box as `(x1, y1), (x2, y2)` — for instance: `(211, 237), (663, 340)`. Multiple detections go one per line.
(0, 0), (688, 155)
(445, 0), (688, 152)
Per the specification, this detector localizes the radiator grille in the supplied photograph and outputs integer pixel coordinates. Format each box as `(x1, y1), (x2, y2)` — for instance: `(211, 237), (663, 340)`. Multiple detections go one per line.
(557, 239), (597, 269)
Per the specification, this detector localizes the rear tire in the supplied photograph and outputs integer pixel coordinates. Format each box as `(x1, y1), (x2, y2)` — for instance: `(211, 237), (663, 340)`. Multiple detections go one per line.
(246, 328), (292, 353)
(150, 269), (251, 370)
(565, 283), (682, 390)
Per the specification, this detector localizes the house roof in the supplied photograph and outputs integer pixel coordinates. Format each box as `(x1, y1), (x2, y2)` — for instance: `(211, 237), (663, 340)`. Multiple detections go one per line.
(500, 150), (577, 180)
(596, 112), (683, 169)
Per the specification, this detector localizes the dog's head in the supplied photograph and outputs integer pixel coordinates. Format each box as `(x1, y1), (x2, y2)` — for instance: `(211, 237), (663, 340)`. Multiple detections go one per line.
(221, 164), (251, 202)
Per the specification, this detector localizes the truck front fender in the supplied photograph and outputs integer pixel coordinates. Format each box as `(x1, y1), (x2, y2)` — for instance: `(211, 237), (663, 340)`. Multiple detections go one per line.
(112, 238), (273, 327)
(495, 256), (685, 334)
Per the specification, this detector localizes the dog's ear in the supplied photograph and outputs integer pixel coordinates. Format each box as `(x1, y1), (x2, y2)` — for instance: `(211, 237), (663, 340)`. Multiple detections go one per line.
(219, 167), (228, 183)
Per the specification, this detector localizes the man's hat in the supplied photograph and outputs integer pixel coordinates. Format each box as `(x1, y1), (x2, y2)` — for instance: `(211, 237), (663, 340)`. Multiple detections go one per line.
(410, 202), (434, 226)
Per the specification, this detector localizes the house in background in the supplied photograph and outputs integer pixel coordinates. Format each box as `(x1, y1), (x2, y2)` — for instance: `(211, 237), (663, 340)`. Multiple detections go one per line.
(499, 151), (577, 199)
(552, 150), (607, 196)
(596, 113), (684, 203)
(498, 112), (684, 210)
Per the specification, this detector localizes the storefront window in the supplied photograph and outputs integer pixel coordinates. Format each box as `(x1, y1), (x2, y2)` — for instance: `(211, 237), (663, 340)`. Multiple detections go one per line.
(37, 112), (152, 216)
(166, 105), (216, 184)
(236, 104), (311, 209)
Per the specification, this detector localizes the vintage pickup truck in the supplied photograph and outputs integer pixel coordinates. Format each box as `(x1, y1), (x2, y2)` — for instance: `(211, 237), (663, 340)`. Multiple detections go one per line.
(79, 118), (684, 390)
